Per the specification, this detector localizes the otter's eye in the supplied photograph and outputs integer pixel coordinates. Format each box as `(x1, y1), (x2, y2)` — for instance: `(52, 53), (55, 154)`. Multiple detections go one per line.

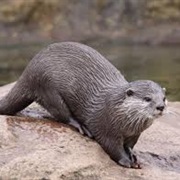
(144, 97), (152, 102)
(163, 97), (166, 102)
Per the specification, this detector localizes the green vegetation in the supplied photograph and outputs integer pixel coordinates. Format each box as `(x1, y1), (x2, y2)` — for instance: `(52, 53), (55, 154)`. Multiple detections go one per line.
(0, 0), (58, 24)
(0, 0), (180, 25)
(147, 0), (180, 21)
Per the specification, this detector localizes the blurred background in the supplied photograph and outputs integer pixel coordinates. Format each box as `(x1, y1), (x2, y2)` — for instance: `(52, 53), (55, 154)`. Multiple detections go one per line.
(0, 0), (180, 100)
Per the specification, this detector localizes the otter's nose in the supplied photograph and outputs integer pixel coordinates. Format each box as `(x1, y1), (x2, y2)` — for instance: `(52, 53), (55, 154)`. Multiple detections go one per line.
(156, 106), (165, 111)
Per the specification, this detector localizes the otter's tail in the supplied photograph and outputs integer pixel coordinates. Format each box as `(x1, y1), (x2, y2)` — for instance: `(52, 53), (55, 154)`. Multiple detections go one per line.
(0, 82), (33, 115)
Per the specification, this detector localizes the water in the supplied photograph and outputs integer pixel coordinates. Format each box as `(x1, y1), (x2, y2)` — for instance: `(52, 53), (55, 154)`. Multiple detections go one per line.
(0, 43), (180, 101)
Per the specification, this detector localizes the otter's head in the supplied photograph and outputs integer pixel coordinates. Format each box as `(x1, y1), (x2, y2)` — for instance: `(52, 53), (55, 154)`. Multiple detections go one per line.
(121, 80), (166, 133)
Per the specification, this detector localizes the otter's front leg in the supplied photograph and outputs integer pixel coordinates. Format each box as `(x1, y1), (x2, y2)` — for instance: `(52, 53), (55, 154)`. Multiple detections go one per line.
(68, 118), (93, 138)
(100, 136), (135, 168)
(124, 134), (141, 168)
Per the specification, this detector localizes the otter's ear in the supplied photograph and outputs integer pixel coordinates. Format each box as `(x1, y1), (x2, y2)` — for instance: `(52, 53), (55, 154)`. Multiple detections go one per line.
(126, 89), (134, 96)
(162, 87), (166, 92)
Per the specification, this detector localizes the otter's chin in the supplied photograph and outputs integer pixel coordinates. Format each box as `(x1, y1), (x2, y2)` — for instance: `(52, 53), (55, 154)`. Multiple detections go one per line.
(146, 112), (162, 120)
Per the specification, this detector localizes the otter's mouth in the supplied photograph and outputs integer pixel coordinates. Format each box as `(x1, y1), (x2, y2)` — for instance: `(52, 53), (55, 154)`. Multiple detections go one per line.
(153, 111), (164, 118)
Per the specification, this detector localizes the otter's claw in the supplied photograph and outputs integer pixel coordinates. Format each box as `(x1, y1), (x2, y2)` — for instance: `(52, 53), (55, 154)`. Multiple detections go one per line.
(118, 157), (141, 169)
(131, 162), (141, 169)
(81, 125), (93, 138)
(128, 147), (137, 162)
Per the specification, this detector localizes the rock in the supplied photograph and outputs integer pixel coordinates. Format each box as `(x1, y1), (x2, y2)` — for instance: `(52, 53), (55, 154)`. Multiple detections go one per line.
(0, 83), (180, 180)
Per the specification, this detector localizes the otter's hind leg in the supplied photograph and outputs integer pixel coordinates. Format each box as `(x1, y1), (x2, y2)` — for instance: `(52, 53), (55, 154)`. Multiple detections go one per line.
(37, 90), (92, 137)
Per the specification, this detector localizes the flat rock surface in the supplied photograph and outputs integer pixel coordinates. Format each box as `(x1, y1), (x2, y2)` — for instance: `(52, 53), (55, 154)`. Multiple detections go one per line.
(0, 83), (180, 180)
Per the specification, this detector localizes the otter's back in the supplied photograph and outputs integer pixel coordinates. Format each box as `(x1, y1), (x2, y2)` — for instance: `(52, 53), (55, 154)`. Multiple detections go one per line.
(26, 42), (127, 89)
(23, 42), (127, 119)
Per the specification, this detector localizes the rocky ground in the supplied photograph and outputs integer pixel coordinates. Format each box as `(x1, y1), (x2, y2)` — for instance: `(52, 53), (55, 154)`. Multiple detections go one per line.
(0, 83), (180, 180)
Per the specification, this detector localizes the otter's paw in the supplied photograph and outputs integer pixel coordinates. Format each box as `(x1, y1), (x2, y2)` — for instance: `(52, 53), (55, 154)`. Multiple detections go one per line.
(128, 148), (142, 169)
(81, 125), (93, 138)
(68, 118), (93, 138)
(129, 148), (137, 163)
(125, 147), (141, 168)
(130, 153), (141, 169)
(118, 156), (141, 169)
(118, 158), (132, 168)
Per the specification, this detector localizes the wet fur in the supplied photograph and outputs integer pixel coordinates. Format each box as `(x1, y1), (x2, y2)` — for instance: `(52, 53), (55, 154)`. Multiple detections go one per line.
(0, 42), (166, 168)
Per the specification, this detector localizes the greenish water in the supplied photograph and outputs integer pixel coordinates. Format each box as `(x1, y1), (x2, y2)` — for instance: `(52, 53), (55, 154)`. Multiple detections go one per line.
(0, 43), (180, 101)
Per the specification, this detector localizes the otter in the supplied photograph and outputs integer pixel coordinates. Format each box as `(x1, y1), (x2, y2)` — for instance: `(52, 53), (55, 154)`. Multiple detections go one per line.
(0, 42), (166, 168)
